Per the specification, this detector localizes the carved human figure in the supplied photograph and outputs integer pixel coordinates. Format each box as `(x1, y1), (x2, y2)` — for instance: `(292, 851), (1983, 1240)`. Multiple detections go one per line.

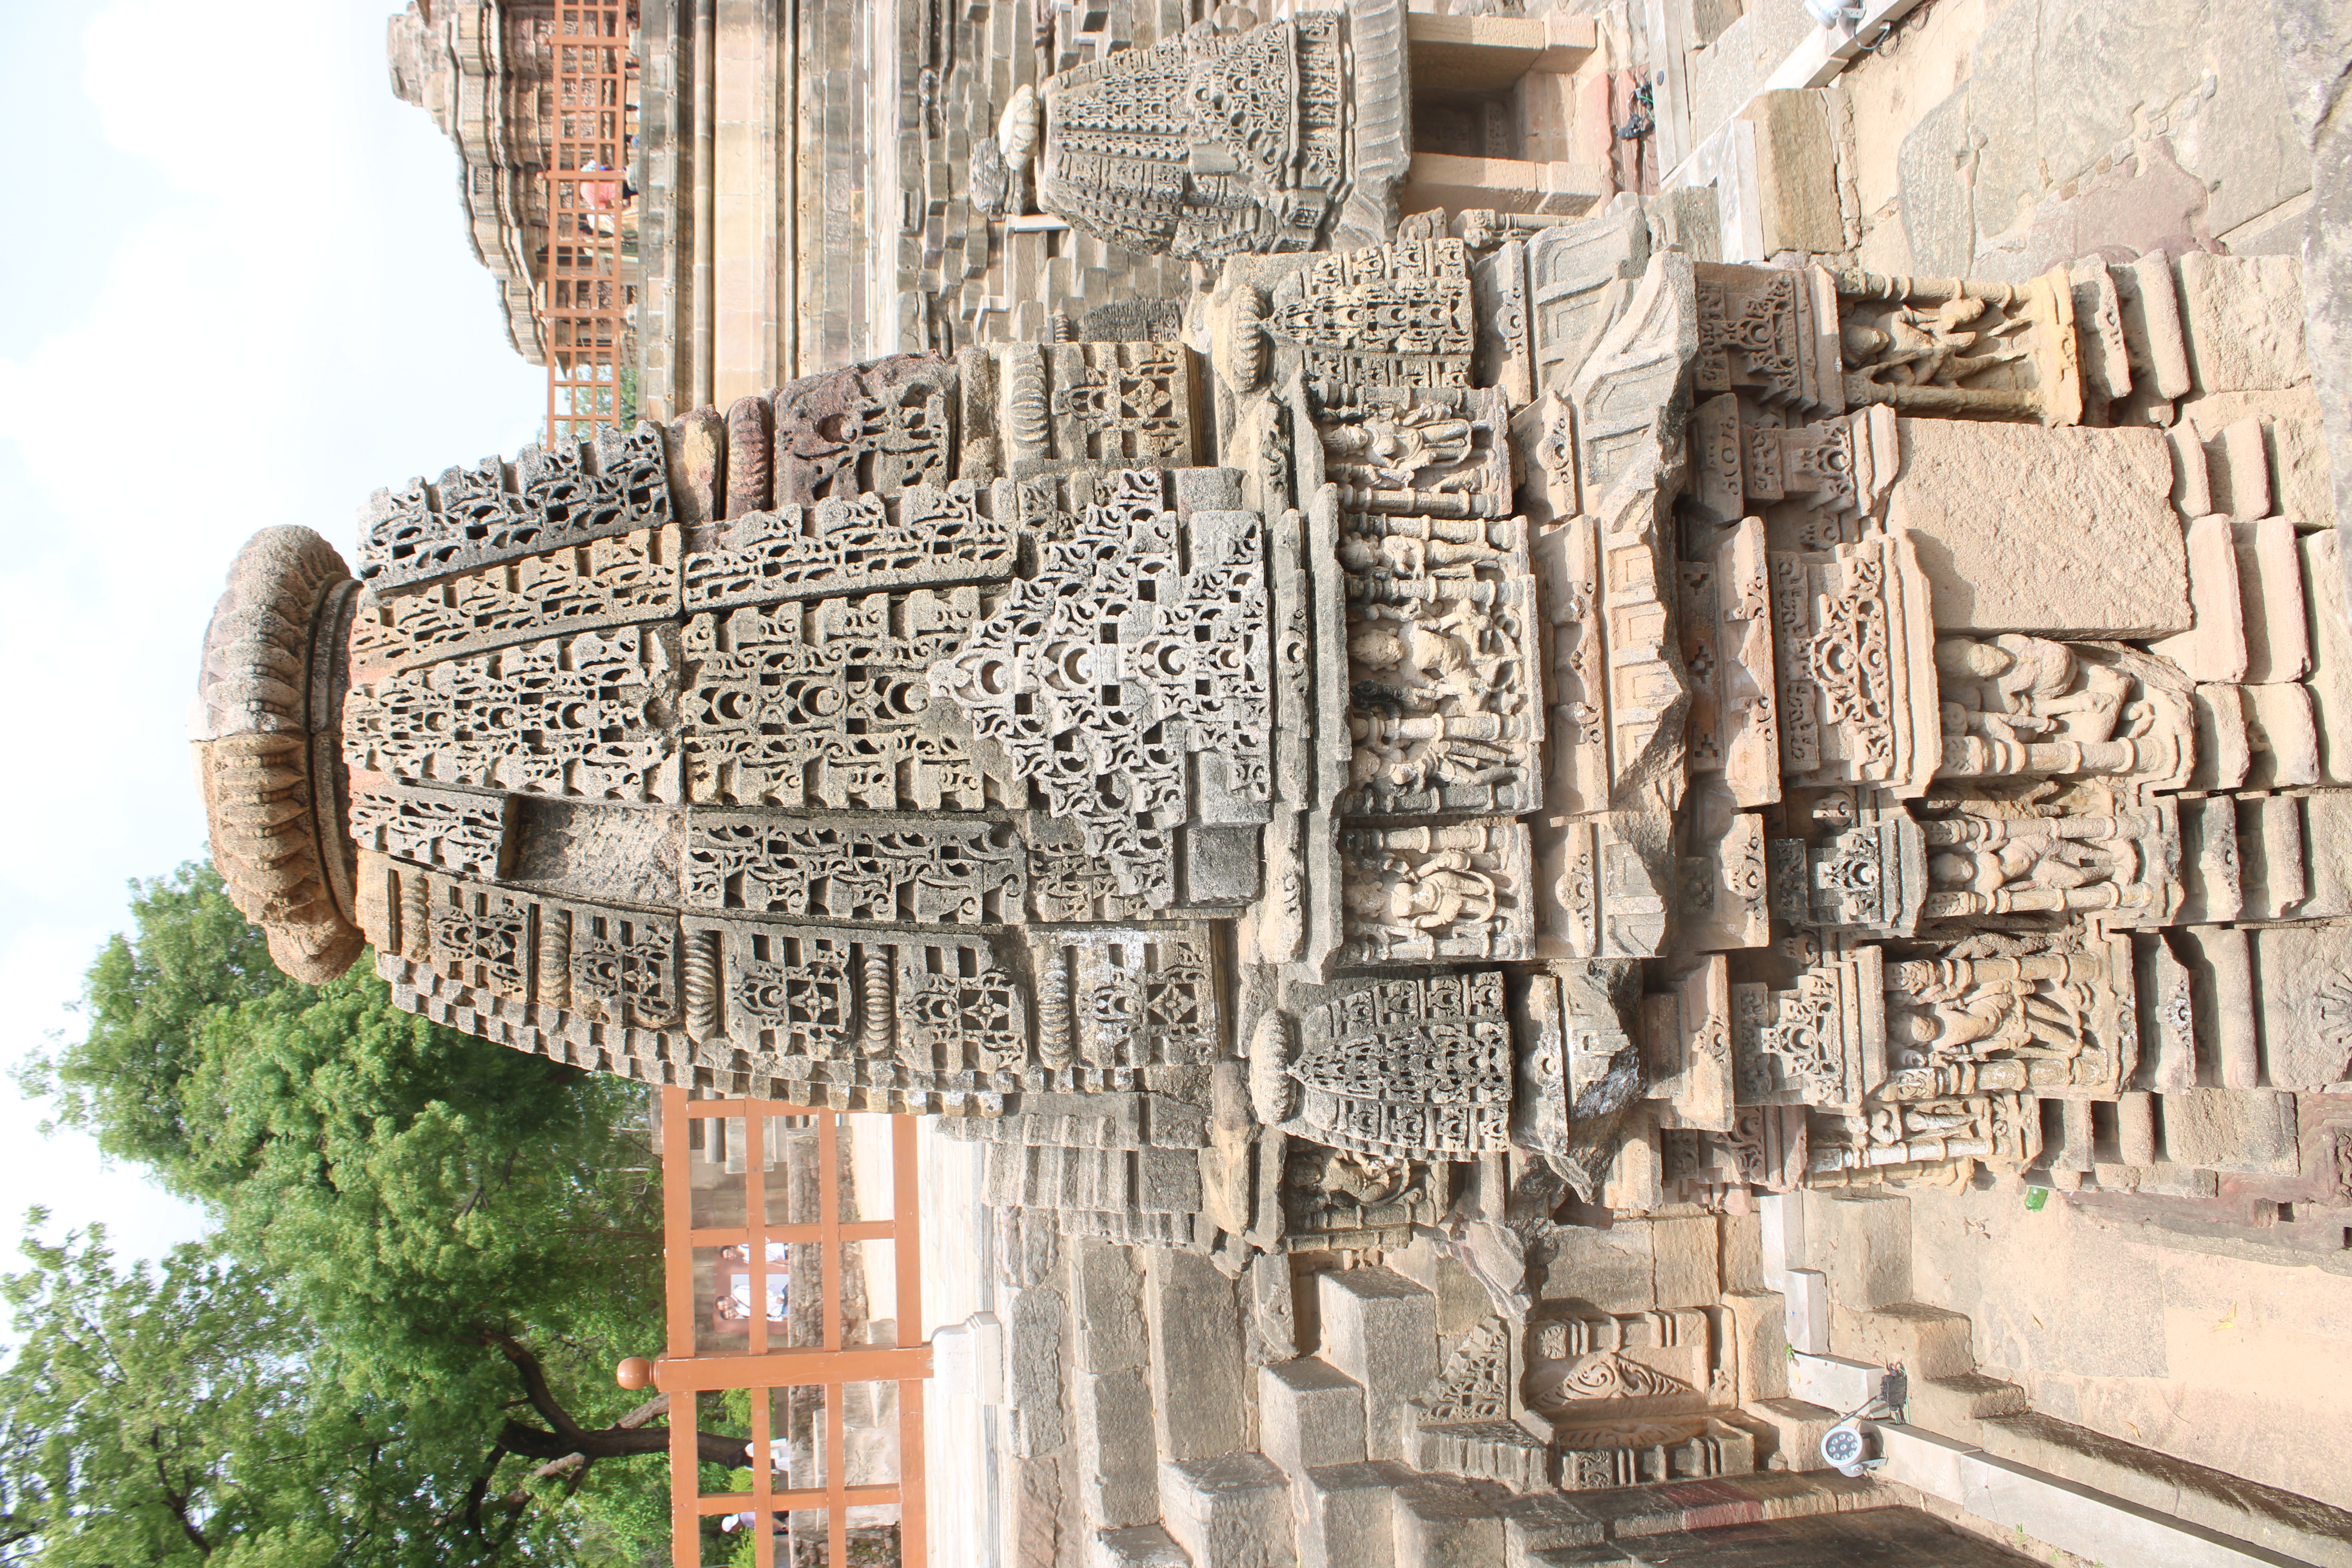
(1934, 635), (2140, 744)
(1842, 298), (2025, 387)
(1287, 1145), (1414, 1209)
(1345, 848), (1500, 943)
(1928, 838), (2115, 897)
(1321, 403), (1479, 491)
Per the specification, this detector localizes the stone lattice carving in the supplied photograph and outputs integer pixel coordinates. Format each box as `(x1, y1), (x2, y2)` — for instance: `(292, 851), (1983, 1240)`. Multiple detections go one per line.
(356, 423), (672, 591)
(1287, 972), (1514, 1156)
(1412, 1315), (1512, 1424)
(682, 590), (987, 811)
(1771, 533), (1942, 799)
(929, 470), (1271, 907)
(681, 484), (1013, 610)
(682, 813), (1026, 923)
(344, 624), (681, 803)
(1030, 928), (1220, 1077)
(1694, 262), (1841, 416)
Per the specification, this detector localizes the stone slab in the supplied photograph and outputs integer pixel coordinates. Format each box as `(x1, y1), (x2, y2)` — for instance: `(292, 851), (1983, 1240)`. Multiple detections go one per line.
(2250, 924), (2352, 1089)
(1094, 1523), (1191, 1567)
(1074, 1366), (1162, 1530)
(2159, 1087), (2300, 1173)
(2298, 791), (2352, 918)
(1160, 1452), (1293, 1568)
(1393, 1472), (1507, 1567)
(2243, 682), (2320, 789)
(2236, 793), (2307, 920)
(1805, 1191), (1911, 1310)
(1650, 1214), (1721, 1307)
(2212, 417), (2277, 521)
(1887, 419), (2192, 637)
(2151, 515), (2248, 683)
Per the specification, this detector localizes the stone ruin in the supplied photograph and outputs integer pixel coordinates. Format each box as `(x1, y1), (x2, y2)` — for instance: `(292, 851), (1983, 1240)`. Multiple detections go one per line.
(203, 7), (2352, 1562)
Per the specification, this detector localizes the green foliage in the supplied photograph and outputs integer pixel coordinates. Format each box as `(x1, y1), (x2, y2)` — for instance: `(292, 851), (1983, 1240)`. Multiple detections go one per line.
(6, 865), (672, 1564)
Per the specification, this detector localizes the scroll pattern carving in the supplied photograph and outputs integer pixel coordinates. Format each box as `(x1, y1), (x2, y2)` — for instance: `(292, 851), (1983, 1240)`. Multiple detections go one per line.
(356, 423), (672, 591)
(682, 485), (1012, 610)
(1270, 237), (1475, 389)
(769, 356), (954, 505)
(349, 526), (681, 675)
(349, 784), (514, 879)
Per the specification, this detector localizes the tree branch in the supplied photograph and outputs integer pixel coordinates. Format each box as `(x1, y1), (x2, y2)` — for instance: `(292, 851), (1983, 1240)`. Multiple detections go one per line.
(149, 1443), (211, 1557)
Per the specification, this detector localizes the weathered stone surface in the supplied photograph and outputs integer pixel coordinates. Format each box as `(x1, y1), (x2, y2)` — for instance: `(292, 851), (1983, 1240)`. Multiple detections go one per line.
(2251, 925), (2352, 1089)
(2272, 416), (2337, 527)
(1392, 1472), (1506, 1568)
(2177, 795), (2245, 925)
(2212, 417), (2277, 521)
(2178, 924), (2261, 1090)
(1009, 1280), (1069, 1458)
(1159, 1452), (1293, 1568)
(2160, 1087), (2301, 1173)
(1296, 1461), (1404, 1568)
(2237, 793), (2308, 921)
(1073, 1241), (1149, 1374)
(1887, 419), (2191, 637)
(1073, 1366), (1161, 1530)
(2120, 251), (2194, 401)
(1650, 1214), (1721, 1308)
(1144, 1249), (1245, 1463)
(1806, 1191), (1912, 1312)
(1258, 1357), (1367, 1478)
(2298, 790), (2352, 918)
(2150, 516), (2247, 683)
(1094, 1522), (1191, 1567)
(2178, 253), (2311, 395)
(1535, 1220), (1657, 1315)
(1316, 1266), (1437, 1464)
(2243, 681), (2321, 789)
(2301, 530), (2352, 784)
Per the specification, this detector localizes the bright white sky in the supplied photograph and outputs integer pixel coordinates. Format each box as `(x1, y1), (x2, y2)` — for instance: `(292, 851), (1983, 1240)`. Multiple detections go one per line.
(0, 2), (544, 1264)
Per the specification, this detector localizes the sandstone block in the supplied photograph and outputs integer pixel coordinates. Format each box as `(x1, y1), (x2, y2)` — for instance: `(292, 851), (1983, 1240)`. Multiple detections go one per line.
(1316, 1266), (1437, 1463)
(2134, 933), (2197, 1092)
(1887, 420), (2191, 637)
(1498, 1489), (1606, 1559)
(2251, 925), (2352, 1089)
(1805, 1191), (1911, 1310)
(2189, 682), (2252, 791)
(2176, 794), (2244, 925)
(2167, 423), (2212, 517)
(1297, 1461), (1405, 1568)
(2244, 682), (2320, 789)
(2298, 791), (2352, 918)
(2159, 1087), (2300, 1173)
(2071, 258), (2132, 405)
(1145, 1249), (1245, 1462)
(1010, 1281), (1069, 1458)
(2178, 924), (2259, 1089)
(2234, 517), (2310, 682)
(1392, 1472), (1506, 1568)
(2177, 252), (2310, 394)
(2149, 516), (2247, 683)
(2115, 1091), (2160, 1168)
(2117, 251), (2192, 402)
(2272, 416), (2337, 528)
(1073, 1366), (1161, 1530)
(1742, 1396), (1843, 1472)
(1259, 1357), (1367, 1478)
(2302, 530), (2352, 784)
(1160, 1453), (1293, 1568)
(1074, 1240), (1149, 1374)
(1723, 1289), (1789, 1402)
(2236, 793), (2307, 920)
(1650, 1214), (1720, 1307)
(2210, 417), (2276, 521)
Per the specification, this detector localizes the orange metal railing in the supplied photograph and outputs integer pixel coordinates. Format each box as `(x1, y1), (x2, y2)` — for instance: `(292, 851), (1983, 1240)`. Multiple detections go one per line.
(652, 1091), (930, 1567)
(543, 4), (636, 443)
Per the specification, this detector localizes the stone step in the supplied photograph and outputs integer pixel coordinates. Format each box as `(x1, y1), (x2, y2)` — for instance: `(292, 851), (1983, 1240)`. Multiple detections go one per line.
(1259, 1356), (1367, 1478)
(1299, 1460), (1409, 1568)
(1094, 1522), (1192, 1567)
(1318, 1265), (1439, 1463)
(1499, 1490), (1605, 1568)
(1410, 1417), (1551, 1492)
(1740, 1396), (1842, 1471)
(1909, 1371), (2030, 1441)
(1828, 1300), (1978, 1380)
(1160, 1452), (1294, 1568)
(1394, 1471), (1507, 1566)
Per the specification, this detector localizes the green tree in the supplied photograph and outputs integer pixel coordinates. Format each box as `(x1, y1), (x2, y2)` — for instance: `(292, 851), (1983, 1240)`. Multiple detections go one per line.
(9, 864), (733, 1563)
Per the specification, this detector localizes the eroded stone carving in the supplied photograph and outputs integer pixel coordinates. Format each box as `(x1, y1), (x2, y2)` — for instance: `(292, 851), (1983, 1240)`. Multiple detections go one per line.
(1288, 972), (1514, 1157)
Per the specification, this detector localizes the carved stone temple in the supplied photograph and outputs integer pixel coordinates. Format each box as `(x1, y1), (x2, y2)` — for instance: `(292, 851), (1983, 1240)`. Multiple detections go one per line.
(199, 4), (2352, 1564)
